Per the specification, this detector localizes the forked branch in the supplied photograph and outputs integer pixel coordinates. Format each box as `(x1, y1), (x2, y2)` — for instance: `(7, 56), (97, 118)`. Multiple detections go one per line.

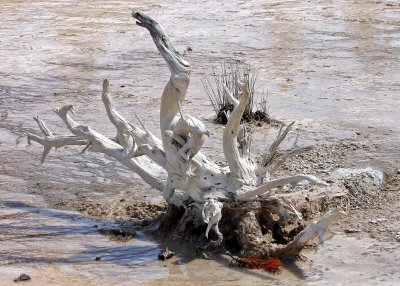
(27, 116), (87, 163)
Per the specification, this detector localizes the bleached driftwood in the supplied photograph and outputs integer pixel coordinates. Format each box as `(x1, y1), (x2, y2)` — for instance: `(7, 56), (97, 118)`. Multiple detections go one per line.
(28, 11), (344, 258)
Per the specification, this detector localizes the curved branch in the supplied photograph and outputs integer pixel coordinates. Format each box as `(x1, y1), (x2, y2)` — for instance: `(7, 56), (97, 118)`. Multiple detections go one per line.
(33, 116), (53, 136)
(132, 11), (191, 132)
(235, 175), (328, 201)
(132, 11), (190, 78)
(133, 11), (197, 196)
(270, 208), (346, 258)
(102, 79), (134, 149)
(222, 83), (239, 107)
(102, 80), (163, 148)
(223, 83), (253, 185)
(101, 79), (166, 170)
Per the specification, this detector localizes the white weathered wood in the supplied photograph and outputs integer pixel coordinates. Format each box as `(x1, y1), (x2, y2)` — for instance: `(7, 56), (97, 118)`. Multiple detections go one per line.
(236, 175), (328, 201)
(101, 79), (167, 175)
(223, 83), (255, 186)
(28, 116), (88, 163)
(270, 207), (346, 258)
(222, 83), (239, 107)
(202, 198), (223, 240)
(53, 104), (165, 191)
(28, 11), (343, 258)
(256, 122), (313, 184)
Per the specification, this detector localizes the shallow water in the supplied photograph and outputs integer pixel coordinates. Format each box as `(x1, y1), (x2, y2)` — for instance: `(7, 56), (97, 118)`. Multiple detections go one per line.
(1, 187), (399, 285)
(0, 190), (168, 285)
(0, 0), (399, 285)
(1, 0), (399, 132)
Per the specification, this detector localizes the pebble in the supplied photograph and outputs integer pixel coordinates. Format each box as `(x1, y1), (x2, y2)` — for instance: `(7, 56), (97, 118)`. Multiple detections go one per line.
(369, 218), (387, 224)
(158, 247), (175, 260)
(14, 273), (31, 282)
(344, 228), (361, 233)
(395, 232), (400, 242)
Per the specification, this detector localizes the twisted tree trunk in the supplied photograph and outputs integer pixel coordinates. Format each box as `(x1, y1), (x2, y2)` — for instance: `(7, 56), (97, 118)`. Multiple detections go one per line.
(27, 11), (345, 259)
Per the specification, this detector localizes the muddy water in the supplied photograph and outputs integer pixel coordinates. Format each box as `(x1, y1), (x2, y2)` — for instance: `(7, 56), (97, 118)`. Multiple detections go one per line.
(0, 0), (400, 285)
(0, 190), (167, 285)
(2, 186), (398, 286)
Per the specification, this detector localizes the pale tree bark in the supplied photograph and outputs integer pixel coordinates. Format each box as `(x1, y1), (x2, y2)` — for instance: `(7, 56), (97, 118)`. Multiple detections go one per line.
(27, 11), (345, 259)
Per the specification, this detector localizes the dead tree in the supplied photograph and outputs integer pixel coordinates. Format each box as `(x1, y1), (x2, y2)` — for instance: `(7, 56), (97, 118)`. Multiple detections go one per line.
(27, 12), (345, 259)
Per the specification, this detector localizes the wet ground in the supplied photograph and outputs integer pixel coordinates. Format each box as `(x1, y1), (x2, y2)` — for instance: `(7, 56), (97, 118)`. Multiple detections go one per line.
(0, 190), (167, 285)
(1, 0), (400, 285)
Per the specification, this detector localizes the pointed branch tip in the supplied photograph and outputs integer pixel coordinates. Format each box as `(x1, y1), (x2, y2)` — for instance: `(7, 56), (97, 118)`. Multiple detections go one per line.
(103, 79), (110, 94)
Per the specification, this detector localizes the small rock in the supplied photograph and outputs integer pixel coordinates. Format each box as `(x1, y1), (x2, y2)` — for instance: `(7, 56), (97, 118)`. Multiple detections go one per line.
(158, 247), (175, 261)
(14, 273), (31, 282)
(344, 228), (361, 233)
(98, 227), (136, 241)
(395, 232), (400, 242)
(369, 218), (387, 224)
(95, 256), (102, 261)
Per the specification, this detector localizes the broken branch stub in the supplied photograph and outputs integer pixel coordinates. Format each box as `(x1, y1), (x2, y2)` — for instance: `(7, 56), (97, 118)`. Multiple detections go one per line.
(28, 11), (344, 259)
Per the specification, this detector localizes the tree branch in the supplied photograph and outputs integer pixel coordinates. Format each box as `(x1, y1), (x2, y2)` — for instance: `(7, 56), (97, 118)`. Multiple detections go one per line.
(27, 133), (87, 163)
(235, 175), (328, 201)
(101, 79), (166, 169)
(132, 11), (190, 97)
(261, 121), (295, 168)
(52, 104), (165, 191)
(223, 83), (254, 185)
(268, 146), (312, 175)
(33, 116), (53, 136)
(27, 116), (87, 163)
(132, 11), (191, 132)
(256, 122), (312, 184)
(270, 207), (346, 258)
(222, 83), (239, 107)
(102, 79), (135, 149)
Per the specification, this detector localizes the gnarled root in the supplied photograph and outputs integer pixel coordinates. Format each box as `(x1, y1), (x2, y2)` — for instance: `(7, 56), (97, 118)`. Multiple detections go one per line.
(152, 183), (347, 259)
(270, 207), (346, 259)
